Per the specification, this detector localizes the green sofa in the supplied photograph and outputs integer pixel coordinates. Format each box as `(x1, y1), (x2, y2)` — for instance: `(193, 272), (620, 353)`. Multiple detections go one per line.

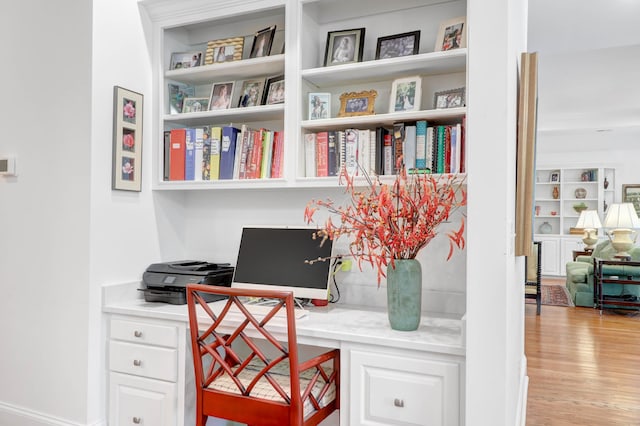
(565, 240), (640, 307)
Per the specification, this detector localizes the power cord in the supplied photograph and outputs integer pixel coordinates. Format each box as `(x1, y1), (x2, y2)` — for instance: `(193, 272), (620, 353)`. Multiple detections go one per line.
(329, 256), (342, 303)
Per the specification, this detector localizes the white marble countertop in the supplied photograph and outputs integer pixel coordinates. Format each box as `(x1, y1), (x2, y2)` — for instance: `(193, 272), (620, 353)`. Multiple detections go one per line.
(102, 282), (465, 356)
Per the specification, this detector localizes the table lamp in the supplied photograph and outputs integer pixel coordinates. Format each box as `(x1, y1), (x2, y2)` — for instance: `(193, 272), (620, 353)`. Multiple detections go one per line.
(575, 210), (602, 249)
(603, 203), (640, 259)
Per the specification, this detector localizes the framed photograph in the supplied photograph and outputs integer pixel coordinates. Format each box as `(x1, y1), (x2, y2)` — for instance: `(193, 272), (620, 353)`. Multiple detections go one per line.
(169, 51), (203, 70)
(250, 25), (276, 58)
(112, 86), (143, 191)
(434, 16), (467, 52)
(262, 75), (285, 105)
(375, 30), (420, 60)
(308, 93), (331, 120)
(204, 36), (244, 65)
(338, 90), (377, 117)
(209, 82), (234, 110)
(549, 171), (560, 182)
(182, 97), (209, 113)
(237, 79), (265, 108)
(389, 76), (422, 113)
(622, 185), (640, 215)
(168, 83), (194, 114)
(433, 87), (466, 109)
(324, 28), (365, 66)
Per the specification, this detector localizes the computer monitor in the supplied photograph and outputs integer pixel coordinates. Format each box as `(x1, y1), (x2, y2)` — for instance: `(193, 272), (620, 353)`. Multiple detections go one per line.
(231, 226), (334, 300)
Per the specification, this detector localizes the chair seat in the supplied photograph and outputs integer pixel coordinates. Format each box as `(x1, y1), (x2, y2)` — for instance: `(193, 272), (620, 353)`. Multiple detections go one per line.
(524, 285), (538, 295)
(209, 358), (337, 418)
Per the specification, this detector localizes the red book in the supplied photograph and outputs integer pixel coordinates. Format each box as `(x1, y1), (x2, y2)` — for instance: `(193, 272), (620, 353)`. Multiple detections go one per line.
(248, 129), (264, 179)
(315, 131), (329, 177)
(270, 131), (284, 178)
(169, 128), (186, 180)
(460, 117), (466, 173)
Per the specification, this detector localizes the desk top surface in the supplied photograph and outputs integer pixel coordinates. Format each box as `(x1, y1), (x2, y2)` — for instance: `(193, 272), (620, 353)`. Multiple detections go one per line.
(103, 283), (465, 356)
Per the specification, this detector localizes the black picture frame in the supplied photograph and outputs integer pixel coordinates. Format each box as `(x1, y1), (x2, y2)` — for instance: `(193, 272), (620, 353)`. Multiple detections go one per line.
(375, 30), (420, 60)
(262, 75), (285, 105)
(250, 25), (276, 59)
(433, 87), (466, 109)
(324, 28), (365, 66)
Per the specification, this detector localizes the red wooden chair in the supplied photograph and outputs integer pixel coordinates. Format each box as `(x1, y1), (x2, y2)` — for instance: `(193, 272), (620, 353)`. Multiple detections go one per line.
(186, 284), (340, 426)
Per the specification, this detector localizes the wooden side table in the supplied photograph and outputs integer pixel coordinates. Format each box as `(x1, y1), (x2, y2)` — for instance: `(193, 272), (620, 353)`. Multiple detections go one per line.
(572, 249), (593, 261)
(594, 258), (640, 314)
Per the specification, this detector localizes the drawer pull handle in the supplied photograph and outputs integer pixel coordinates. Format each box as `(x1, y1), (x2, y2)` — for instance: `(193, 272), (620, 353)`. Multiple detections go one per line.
(394, 398), (404, 408)
(133, 359), (142, 367)
(133, 417), (141, 424)
(134, 330), (143, 338)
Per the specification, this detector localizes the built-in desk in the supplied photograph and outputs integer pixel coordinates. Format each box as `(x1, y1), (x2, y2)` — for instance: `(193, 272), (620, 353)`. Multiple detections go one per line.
(103, 282), (466, 426)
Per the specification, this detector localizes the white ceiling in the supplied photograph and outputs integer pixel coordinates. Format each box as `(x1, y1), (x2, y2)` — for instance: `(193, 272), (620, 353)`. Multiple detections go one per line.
(528, 0), (640, 132)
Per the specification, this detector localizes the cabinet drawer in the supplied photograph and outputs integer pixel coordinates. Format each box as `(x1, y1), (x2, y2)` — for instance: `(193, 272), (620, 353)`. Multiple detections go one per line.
(111, 318), (178, 348)
(110, 341), (178, 382)
(350, 349), (460, 426)
(109, 372), (176, 426)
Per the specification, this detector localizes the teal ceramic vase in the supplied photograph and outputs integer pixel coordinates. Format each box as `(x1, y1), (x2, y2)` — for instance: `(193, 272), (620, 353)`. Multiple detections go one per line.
(386, 259), (422, 331)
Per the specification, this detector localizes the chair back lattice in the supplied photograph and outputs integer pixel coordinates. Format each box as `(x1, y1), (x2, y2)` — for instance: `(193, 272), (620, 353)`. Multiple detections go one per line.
(186, 284), (339, 426)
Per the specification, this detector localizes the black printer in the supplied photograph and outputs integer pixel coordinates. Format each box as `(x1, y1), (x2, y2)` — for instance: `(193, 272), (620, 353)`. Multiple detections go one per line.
(140, 260), (234, 305)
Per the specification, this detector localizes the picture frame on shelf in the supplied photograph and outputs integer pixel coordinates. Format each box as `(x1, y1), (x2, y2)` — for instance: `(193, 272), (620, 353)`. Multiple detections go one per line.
(209, 82), (234, 110)
(375, 30), (420, 60)
(112, 86), (143, 192)
(262, 75), (285, 105)
(389, 76), (421, 113)
(237, 78), (265, 108)
(204, 36), (244, 65)
(338, 90), (377, 117)
(549, 171), (560, 182)
(182, 97), (209, 113)
(434, 16), (466, 52)
(622, 184), (640, 215)
(250, 25), (276, 58)
(324, 28), (365, 66)
(308, 93), (331, 120)
(433, 87), (465, 109)
(167, 82), (194, 114)
(169, 51), (203, 70)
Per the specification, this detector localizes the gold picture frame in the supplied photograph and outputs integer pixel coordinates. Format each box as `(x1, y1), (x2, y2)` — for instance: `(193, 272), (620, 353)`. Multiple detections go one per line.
(204, 36), (244, 65)
(338, 90), (377, 117)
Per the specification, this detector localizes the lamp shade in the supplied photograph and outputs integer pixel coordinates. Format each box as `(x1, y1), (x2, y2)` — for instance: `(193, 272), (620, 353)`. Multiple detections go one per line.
(575, 210), (602, 229)
(603, 203), (640, 229)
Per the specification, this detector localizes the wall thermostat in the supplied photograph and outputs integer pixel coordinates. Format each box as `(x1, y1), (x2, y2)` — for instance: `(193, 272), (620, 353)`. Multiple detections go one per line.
(0, 156), (17, 176)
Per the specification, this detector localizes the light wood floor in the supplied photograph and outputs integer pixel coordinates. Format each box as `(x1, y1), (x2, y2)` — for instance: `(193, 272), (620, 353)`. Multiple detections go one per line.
(525, 297), (640, 425)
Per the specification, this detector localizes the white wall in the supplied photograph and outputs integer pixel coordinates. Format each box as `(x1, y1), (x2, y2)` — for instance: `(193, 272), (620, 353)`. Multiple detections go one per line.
(0, 1), (93, 425)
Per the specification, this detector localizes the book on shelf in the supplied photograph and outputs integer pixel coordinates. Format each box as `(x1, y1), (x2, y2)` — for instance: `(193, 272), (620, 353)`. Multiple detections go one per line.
(202, 126), (211, 181)
(260, 129), (272, 179)
(169, 128), (186, 180)
(315, 131), (329, 177)
(304, 133), (317, 177)
(358, 129), (369, 176)
(344, 129), (358, 177)
(270, 131), (284, 178)
(436, 125), (446, 174)
(210, 126), (222, 180)
(163, 131), (171, 180)
(185, 128), (196, 181)
(247, 128), (263, 179)
(392, 123), (405, 174)
(194, 127), (204, 181)
(415, 120), (427, 171)
(404, 124), (416, 173)
(381, 127), (393, 175)
(327, 131), (339, 176)
(219, 125), (239, 180)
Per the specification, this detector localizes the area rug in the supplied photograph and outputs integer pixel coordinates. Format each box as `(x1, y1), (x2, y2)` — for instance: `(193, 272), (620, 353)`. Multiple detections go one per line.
(526, 284), (574, 307)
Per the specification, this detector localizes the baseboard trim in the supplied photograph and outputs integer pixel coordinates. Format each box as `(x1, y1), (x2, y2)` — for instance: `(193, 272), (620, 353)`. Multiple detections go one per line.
(0, 401), (105, 426)
(515, 355), (529, 426)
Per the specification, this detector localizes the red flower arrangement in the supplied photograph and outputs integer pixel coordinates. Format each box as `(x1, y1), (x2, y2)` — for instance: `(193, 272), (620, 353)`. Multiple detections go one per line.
(304, 166), (467, 284)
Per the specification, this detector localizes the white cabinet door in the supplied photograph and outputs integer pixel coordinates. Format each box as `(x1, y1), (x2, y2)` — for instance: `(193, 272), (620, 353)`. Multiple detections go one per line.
(561, 237), (586, 272)
(537, 237), (560, 276)
(110, 372), (177, 426)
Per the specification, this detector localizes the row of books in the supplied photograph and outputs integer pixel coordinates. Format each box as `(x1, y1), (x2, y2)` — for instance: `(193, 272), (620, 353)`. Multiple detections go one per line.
(164, 125), (284, 181)
(303, 119), (466, 178)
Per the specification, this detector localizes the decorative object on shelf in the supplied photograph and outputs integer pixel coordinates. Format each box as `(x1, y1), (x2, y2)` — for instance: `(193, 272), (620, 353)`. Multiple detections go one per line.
(549, 171), (559, 182)
(169, 51), (203, 70)
(375, 30), (420, 60)
(574, 187), (587, 199)
(389, 76), (421, 113)
(237, 78), (266, 108)
(581, 170), (597, 182)
(324, 27), (365, 66)
(538, 221), (552, 234)
(204, 36), (244, 65)
(337, 90), (377, 117)
(182, 97), (209, 113)
(262, 74), (284, 105)
(573, 202), (588, 214)
(552, 186), (559, 199)
(575, 210), (602, 249)
(535, 205), (540, 216)
(209, 82), (234, 110)
(604, 177), (609, 189)
(604, 200), (608, 212)
(622, 184), (640, 216)
(433, 87), (465, 109)
(603, 203), (640, 259)
(434, 16), (466, 51)
(304, 166), (466, 331)
(550, 211), (557, 216)
(112, 86), (143, 192)
(249, 25), (276, 58)
(386, 259), (422, 331)
(308, 92), (330, 120)
(168, 82), (194, 114)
